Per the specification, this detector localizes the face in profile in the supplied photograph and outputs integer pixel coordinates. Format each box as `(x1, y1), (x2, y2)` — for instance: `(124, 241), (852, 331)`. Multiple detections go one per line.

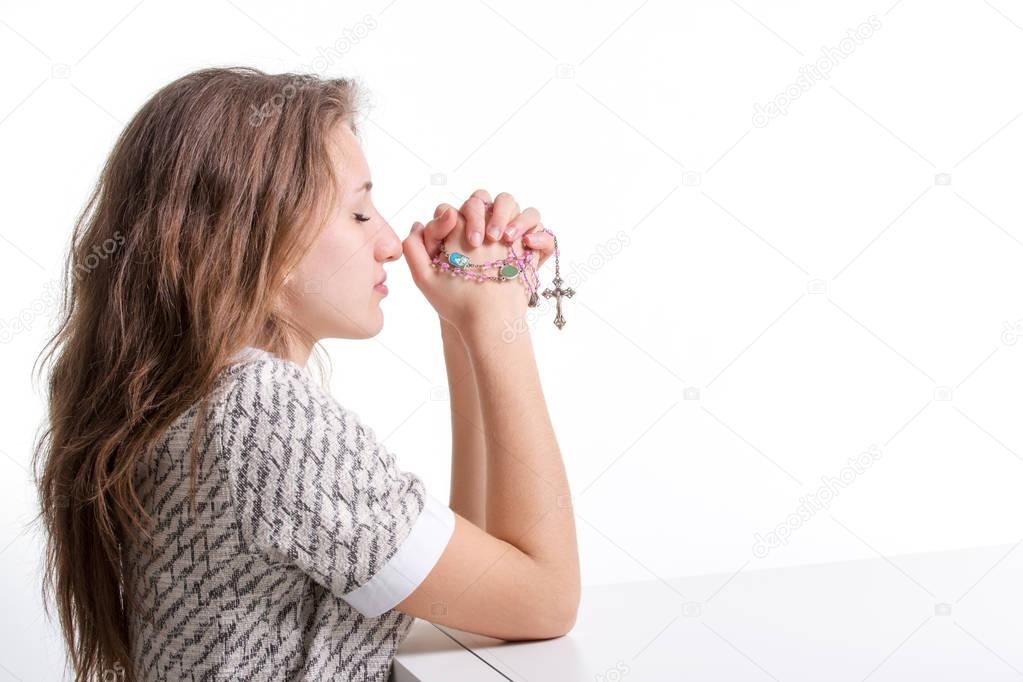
(282, 123), (402, 341)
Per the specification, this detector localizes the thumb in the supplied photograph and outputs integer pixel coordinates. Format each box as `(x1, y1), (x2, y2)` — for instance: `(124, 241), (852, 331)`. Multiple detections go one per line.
(523, 228), (554, 268)
(402, 222), (431, 281)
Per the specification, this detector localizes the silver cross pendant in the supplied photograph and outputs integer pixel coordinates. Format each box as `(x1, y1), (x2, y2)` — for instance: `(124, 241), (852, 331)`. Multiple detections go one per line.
(542, 276), (575, 330)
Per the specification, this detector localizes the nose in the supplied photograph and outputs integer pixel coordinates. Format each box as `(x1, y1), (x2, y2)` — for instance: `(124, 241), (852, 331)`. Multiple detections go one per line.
(378, 221), (403, 263)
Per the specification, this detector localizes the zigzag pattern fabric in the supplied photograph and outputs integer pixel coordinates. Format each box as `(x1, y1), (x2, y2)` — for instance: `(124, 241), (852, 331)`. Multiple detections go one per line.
(123, 347), (445, 680)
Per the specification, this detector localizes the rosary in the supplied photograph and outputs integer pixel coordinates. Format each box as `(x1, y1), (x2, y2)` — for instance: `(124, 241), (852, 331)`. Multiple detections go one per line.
(429, 201), (575, 329)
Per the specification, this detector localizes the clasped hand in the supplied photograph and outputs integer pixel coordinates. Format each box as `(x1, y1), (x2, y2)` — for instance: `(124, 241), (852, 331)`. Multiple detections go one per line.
(402, 190), (556, 330)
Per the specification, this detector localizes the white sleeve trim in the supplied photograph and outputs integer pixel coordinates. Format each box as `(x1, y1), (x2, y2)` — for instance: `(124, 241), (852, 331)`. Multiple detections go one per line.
(341, 491), (456, 618)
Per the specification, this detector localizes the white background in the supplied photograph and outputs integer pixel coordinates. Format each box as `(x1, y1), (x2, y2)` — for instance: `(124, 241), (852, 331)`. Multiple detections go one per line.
(2, 0), (1022, 678)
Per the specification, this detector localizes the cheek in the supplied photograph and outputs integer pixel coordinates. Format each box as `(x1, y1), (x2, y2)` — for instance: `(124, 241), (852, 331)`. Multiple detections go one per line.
(298, 229), (367, 295)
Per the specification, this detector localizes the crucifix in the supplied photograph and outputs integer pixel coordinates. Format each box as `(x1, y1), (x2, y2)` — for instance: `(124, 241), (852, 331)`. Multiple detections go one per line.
(542, 275), (575, 329)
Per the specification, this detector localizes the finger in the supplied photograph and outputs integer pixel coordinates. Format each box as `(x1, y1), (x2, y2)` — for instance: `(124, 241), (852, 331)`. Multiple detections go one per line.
(434, 203), (456, 219)
(486, 192), (519, 243)
(469, 188), (493, 210)
(461, 195), (487, 247)
(423, 204), (461, 256)
(402, 222), (431, 282)
(502, 206), (541, 243)
(467, 189), (494, 245)
(521, 225), (554, 267)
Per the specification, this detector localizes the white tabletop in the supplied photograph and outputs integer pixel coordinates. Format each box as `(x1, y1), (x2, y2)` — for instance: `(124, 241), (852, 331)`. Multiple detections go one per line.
(394, 543), (1022, 681)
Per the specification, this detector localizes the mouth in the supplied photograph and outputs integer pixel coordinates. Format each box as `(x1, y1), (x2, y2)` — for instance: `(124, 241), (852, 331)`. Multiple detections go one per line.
(374, 273), (388, 293)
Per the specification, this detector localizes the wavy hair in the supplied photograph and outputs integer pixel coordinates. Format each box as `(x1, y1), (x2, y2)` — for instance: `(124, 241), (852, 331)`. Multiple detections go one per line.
(30, 66), (361, 681)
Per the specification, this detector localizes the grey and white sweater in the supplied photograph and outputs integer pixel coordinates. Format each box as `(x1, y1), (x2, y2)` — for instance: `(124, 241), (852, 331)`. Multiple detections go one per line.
(123, 346), (455, 681)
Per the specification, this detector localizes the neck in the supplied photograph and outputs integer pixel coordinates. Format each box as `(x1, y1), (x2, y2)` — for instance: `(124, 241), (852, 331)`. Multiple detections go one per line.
(251, 332), (314, 369)
(278, 336), (313, 368)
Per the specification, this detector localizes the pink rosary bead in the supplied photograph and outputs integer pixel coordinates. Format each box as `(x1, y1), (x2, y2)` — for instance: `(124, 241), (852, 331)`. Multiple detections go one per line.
(430, 213), (566, 323)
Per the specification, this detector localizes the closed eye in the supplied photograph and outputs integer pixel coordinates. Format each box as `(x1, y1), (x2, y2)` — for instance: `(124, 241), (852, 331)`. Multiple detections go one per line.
(353, 213), (371, 223)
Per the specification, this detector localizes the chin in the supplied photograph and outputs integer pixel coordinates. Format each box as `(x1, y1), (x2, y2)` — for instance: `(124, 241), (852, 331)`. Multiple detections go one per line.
(352, 308), (385, 339)
(323, 299), (384, 339)
(361, 322), (384, 338)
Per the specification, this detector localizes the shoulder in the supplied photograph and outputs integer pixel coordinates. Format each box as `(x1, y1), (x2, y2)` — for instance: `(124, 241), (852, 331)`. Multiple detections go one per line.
(213, 351), (383, 462)
(214, 353), (327, 438)
(221, 352), (318, 404)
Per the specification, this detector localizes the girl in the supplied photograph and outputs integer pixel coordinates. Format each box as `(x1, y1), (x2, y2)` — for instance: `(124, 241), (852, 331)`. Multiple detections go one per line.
(33, 66), (579, 681)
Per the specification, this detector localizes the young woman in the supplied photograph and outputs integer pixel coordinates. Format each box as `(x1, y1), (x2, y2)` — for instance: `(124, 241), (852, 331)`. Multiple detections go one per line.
(32, 66), (579, 681)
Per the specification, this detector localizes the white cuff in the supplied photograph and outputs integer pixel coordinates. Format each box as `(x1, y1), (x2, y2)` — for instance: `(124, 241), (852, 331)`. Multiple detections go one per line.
(341, 491), (456, 618)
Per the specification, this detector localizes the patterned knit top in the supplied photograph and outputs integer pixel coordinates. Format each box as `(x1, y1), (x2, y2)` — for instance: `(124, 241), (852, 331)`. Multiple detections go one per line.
(123, 346), (456, 680)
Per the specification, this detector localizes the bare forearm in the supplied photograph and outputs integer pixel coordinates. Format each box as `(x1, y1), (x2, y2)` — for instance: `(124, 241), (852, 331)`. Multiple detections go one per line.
(461, 318), (579, 593)
(440, 318), (487, 529)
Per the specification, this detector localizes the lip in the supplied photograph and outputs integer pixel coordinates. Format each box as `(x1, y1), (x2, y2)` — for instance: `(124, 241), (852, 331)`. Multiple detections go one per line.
(373, 274), (388, 295)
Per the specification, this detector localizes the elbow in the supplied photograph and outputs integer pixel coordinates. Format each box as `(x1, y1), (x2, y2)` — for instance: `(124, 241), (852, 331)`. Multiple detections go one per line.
(546, 565), (581, 637)
(560, 586), (581, 633)
(505, 585), (579, 641)
(553, 600), (580, 637)
(543, 600), (579, 639)
(538, 586), (580, 639)
(514, 556), (580, 640)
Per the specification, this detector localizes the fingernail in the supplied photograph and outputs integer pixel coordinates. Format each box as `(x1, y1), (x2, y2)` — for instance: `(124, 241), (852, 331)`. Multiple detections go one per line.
(487, 225), (502, 239)
(470, 231), (483, 246)
(505, 226), (518, 239)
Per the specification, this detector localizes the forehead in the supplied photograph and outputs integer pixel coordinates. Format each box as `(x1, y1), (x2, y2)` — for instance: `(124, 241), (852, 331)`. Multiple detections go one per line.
(329, 124), (369, 183)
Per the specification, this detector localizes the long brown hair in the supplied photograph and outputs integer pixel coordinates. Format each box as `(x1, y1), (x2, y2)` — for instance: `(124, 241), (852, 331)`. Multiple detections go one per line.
(31, 66), (361, 681)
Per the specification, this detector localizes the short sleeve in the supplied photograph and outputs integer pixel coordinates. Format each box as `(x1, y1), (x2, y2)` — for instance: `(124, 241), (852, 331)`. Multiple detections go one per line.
(220, 358), (455, 618)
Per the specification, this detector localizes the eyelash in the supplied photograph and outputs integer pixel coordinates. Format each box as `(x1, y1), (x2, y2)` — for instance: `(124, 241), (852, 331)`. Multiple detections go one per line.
(353, 213), (371, 223)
